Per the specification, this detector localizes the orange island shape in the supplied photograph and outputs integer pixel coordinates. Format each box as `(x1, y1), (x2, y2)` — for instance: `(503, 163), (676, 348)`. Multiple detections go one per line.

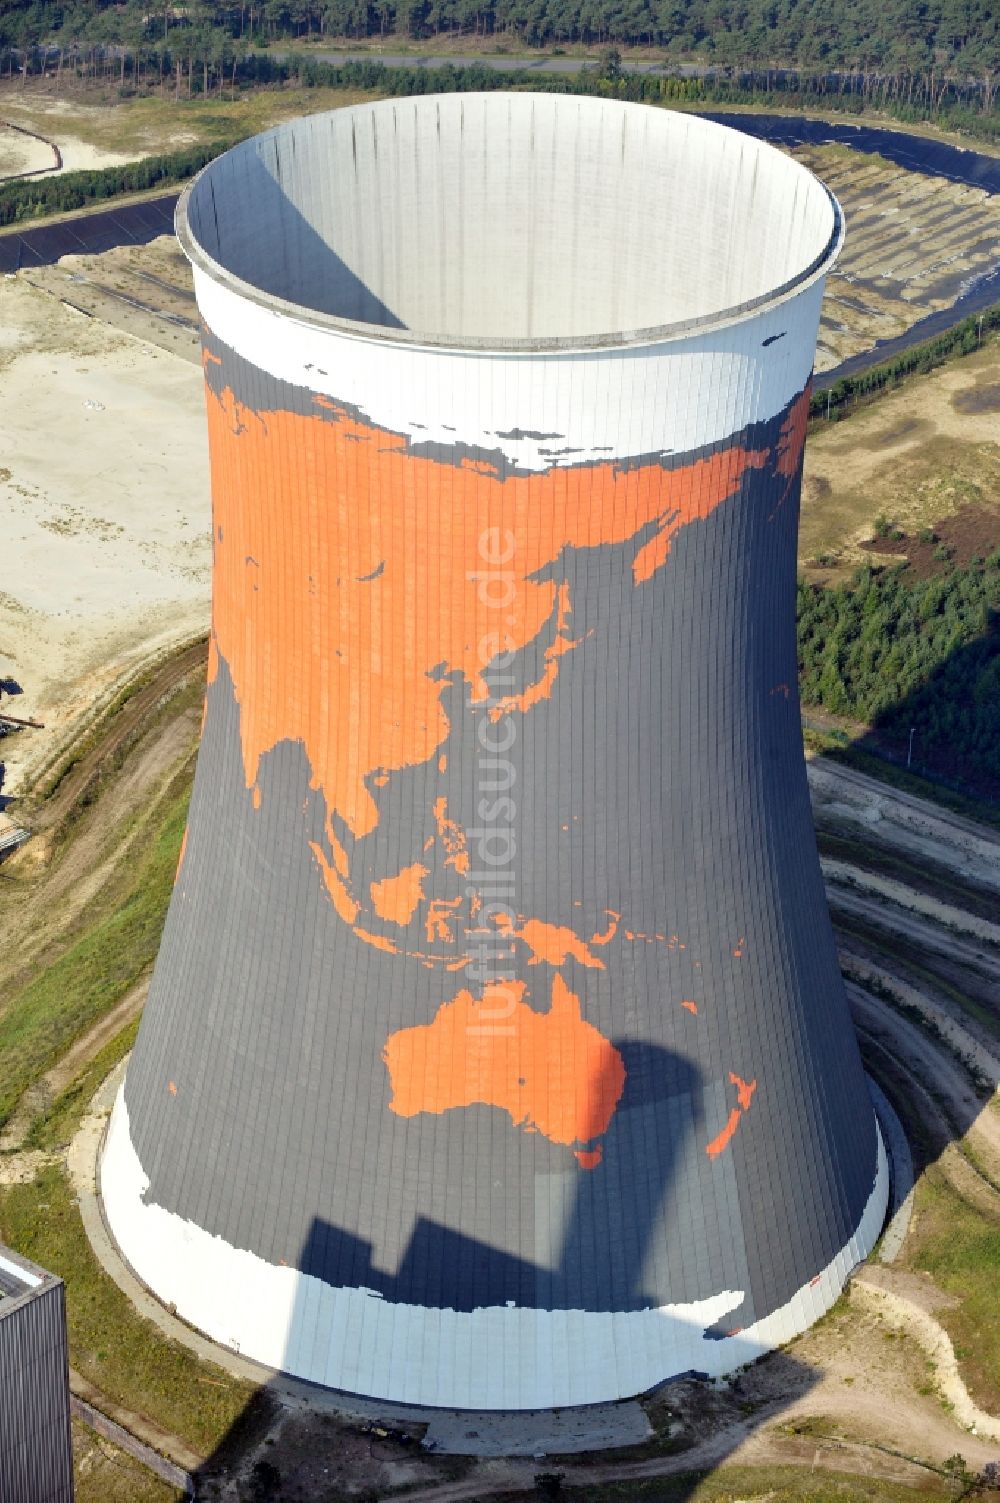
(383, 976), (627, 1167)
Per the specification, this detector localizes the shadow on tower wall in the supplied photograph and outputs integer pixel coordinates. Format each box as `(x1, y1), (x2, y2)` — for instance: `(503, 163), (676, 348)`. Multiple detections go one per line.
(291, 1040), (702, 1316)
(186, 726), (1000, 1503)
(191, 1038), (830, 1500)
(185, 138), (407, 330)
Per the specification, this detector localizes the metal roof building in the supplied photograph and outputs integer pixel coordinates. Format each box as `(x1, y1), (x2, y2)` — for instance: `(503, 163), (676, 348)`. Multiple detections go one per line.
(101, 93), (888, 1409)
(0, 1245), (74, 1501)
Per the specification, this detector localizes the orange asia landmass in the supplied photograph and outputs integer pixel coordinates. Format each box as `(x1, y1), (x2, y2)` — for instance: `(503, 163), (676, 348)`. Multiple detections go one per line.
(494, 912), (606, 969)
(204, 374), (777, 843)
(371, 862), (428, 925)
(383, 976), (626, 1167)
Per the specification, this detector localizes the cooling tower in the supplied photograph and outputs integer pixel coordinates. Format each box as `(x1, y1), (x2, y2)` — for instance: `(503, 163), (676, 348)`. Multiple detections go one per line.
(100, 94), (888, 1409)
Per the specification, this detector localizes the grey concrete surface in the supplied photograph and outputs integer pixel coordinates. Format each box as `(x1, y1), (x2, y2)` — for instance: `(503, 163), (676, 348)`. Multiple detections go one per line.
(866, 1078), (914, 1265)
(178, 93), (839, 347)
(422, 1401), (652, 1455)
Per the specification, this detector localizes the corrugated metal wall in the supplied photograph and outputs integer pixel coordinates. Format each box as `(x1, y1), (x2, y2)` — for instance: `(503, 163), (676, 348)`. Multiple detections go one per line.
(0, 1277), (74, 1502)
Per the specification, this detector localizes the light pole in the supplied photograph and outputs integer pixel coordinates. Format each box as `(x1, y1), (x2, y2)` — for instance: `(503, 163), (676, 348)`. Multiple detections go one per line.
(907, 726), (916, 769)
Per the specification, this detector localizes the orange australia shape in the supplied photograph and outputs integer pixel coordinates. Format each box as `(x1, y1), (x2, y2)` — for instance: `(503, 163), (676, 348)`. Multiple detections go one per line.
(383, 976), (626, 1164)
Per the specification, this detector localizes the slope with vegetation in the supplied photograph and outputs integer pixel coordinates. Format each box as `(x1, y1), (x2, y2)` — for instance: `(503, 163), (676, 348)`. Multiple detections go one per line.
(798, 552), (1000, 800)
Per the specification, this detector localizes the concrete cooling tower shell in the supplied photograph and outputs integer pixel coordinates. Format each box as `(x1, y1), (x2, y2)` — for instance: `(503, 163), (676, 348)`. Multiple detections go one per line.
(100, 94), (888, 1410)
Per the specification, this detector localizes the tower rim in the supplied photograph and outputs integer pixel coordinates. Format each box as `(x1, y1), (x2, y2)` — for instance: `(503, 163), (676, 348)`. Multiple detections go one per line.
(175, 92), (844, 356)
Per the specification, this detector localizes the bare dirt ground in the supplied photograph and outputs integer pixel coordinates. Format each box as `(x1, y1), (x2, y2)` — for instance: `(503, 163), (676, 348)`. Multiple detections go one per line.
(808, 755), (1000, 894)
(0, 118), (59, 177)
(0, 277), (210, 795)
(0, 97), (136, 173)
(793, 144), (1000, 373)
(858, 502), (1000, 578)
(800, 338), (1000, 576)
(22, 235), (202, 364)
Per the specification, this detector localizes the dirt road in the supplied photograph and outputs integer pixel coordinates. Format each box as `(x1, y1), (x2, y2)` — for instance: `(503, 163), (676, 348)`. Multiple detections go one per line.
(809, 757), (1000, 893)
(823, 856), (1000, 949)
(849, 984), (1000, 1175)
(831, 883), (1000, 1008)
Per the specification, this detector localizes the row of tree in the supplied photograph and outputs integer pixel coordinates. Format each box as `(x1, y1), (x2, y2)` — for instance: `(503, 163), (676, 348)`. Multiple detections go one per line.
(811, 304), (1000, 420)
(0, 0), (996, 118)
(4, 52), (1000, 228)
(797, 556), (1000, 798)
(0, 140), (225, 225)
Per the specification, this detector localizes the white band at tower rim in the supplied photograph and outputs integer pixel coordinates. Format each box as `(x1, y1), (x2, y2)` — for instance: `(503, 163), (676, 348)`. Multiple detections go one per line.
(101, 1087), (888, 1409)
(193, 267), (825, 474)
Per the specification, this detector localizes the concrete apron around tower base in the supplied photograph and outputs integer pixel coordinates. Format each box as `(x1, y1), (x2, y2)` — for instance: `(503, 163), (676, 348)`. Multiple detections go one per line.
(70, 1058), (652, 1457)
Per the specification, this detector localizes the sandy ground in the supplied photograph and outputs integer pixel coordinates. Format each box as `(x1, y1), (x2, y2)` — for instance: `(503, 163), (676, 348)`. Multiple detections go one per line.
(23, 236), (202, 365)
(807, 754), (1000, 893)
(800, 338), (1000, 571)
(0, 97), (137, 174)
(0, 278), (210, 793)
(0, 120), (58, 177)
(797, 146), (1000, 372)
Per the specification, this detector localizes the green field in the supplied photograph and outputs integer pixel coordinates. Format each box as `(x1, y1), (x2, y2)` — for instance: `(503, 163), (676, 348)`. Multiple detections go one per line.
(0, 1163), (257, 1456)
(0, 786), (187, 1129)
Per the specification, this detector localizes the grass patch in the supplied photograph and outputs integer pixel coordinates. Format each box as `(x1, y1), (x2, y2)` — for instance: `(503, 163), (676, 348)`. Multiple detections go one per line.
(72, 1418), (184, 1503)
(0, 780), (188, 1130)
(0, 1163), (256, 1456)
(27, 1015), (140, 1150)
(512, 1463), (966, 1501)
(904, 1167), (1000, 1417)
(119, 83), (381, 149)
(1, 85), (382, 159)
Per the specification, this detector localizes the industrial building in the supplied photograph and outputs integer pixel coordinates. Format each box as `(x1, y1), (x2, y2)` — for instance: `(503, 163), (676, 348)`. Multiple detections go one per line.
(0, 1244), (74, 1502)
(101, 93), (888, 1408)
